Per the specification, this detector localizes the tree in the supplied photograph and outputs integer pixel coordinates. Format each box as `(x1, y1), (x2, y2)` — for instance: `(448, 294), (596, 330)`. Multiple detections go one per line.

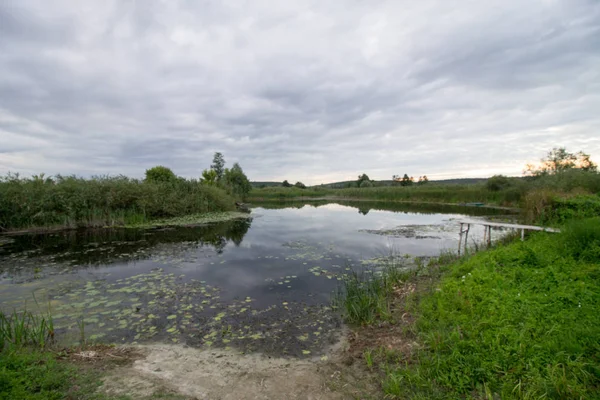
(211, 152), (226, 182)
(145, 166), (176, 183)
(486, 175), (510, 191)
(525, 147), (597, 176)
(357, 173), (371, 187)
(400, 174), (413, 186)
(359, 180), (373, 188)
(223, 163), (252, 200)
(282, 180), (292, 187)
(294, 181), (306, 189)
(201, 169), (218, 185)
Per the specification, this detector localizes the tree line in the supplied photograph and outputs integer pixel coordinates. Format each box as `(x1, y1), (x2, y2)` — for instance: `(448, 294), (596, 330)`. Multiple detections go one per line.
(146, 152), (252, 200)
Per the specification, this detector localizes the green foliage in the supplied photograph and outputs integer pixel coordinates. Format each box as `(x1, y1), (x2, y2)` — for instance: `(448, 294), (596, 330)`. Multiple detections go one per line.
(357, 174), (371, 187)
(211, 152), (226, 182)
(359, 179), (374, 188)
(486, 174), (511, 191)
(417, 175), (429, 185)
(294, 181), (307, 189)
(223, 163), (252, 200)
(400, 174), (413, 186)
(200, 169), (218, 185)
(560, 217), (600, 262)
(378, 226), (600, 399)
(0, 351), (79, 399)
(0, 310), (54, 352)
(282, 180), (292, 187)
(144, 166), (176, 183)
(335, 258), (414, 325)
(528, 168), (600, 194)
(250, 184), (523, 206)
(522, 192), (600, 224)
(0, 174), (235, 231)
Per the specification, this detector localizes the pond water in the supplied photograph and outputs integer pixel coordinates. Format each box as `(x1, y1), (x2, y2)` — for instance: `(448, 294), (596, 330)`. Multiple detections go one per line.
(0, 201), (514, 357)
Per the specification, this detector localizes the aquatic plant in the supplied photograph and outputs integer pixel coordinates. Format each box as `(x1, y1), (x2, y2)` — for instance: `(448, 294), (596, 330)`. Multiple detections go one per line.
(0, 310), (54, 351)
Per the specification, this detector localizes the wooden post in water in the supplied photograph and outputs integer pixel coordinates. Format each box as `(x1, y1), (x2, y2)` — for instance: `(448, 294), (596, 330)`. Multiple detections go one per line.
(521, 228), (525, 241)
(487, 226), (492, 247)
(464, 223), (470, 254)
(458, 223), (463, 255)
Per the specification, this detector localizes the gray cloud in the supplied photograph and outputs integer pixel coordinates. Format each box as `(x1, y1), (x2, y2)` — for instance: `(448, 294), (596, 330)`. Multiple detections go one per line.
(1, 0), (599, 184)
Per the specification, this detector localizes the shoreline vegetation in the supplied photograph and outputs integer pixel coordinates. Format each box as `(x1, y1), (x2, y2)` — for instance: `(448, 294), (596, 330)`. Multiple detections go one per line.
(336, 194), (600, 399)
(0, 153), (252, 235)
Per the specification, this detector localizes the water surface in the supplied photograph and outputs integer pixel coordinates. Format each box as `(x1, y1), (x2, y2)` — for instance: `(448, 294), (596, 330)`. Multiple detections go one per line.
(0, 201), (512, 356)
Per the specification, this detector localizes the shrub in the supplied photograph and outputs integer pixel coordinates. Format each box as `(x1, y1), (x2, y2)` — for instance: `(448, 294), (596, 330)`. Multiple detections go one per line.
(561, 217), (600, 261)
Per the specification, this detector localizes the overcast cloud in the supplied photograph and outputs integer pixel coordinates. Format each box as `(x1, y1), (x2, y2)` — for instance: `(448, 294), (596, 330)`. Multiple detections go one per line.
(1, 0), (599, 184)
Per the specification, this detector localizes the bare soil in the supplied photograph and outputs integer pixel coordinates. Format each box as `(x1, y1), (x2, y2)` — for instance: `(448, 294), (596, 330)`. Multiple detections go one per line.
(101, 337), (377, 400)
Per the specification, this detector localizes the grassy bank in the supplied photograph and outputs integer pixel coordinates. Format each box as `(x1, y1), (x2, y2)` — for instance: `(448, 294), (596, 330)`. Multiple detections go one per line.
(0, 309), (188, 399)
(250, 170), (600, 209)
(0, 174), (236, 232)
(0, 309), (98, 399)
(337, 196), (600, 399)
(249, 184), (521, 206)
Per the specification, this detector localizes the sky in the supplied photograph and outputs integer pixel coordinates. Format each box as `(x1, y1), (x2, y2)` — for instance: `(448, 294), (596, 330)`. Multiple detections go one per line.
(1, 0), (599, 185)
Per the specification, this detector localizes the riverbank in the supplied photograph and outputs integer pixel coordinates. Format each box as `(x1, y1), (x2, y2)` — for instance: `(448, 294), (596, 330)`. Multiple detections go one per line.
(337, 196), (600, 399)
(0, 174), (237, 233)
(0, 211), (251, 236)
(249, 184), (522, 207)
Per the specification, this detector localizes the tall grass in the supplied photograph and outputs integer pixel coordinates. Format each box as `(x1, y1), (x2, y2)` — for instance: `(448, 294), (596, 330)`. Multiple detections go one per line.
(522, 192), (600, 224)
(250, 184), (524, 206)
(0, 173), (236, 231)
(334, 256), (420, 325)
(0, 310), (54, 351)
(251, 170), (600, 209)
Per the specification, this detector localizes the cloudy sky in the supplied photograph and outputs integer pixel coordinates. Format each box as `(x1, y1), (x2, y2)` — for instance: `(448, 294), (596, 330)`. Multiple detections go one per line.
(1, 0), (599, 185)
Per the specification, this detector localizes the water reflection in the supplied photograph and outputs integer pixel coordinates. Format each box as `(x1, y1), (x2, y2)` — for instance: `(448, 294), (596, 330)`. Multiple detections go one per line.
(0, 218), (252, 272)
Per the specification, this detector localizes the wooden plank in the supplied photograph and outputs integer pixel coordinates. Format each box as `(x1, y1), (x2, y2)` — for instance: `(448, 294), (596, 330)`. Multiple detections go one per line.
(457, 219), (560, 233)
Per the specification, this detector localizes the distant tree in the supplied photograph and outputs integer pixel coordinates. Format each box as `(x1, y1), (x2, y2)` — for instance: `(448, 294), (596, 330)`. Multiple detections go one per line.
(357, 173), (371, 187)
(525, 147), (597, 176)
(400, 174), (412, 187)
(417, 175), (429, 185)
(359, 180), (374, 188)
(294, 181), (307, 189)
(201, 169), (218, 185)
(282, 180), (292, 187)
(223, 162), (252, 200)
(211, 152), (226, 181)
(145, 166), (176, 183)
(486, 175), (511, 191)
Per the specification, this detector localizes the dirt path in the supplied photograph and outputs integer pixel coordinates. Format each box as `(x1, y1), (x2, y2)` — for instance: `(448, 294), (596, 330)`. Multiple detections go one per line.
(102, 341), (374, 400)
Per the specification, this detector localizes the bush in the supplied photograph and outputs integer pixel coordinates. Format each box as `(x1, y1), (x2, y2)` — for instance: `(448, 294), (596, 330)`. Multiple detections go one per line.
(561, 217), (600, 261)
(144, 165), (177, 183)
(486, 174), (511, 191)
(0, 174), (235, 231)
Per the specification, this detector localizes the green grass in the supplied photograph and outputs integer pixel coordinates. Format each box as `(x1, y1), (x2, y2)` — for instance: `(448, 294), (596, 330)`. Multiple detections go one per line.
(333, 193), (600, 399)
(0, 310), (54, 351)
(250, 170), (600, 210)
(353, 219), (600, 399)
(334, 257), (420, 325)
(0, 309), (107, 399)
(249, 184), (523, 206)
(0, 173), (236, 232)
